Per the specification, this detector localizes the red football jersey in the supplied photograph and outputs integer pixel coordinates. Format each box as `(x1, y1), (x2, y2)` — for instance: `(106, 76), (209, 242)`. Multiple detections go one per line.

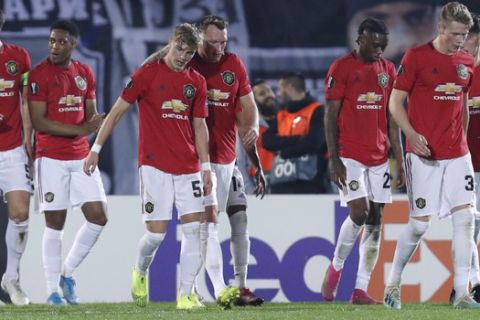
(0, 43), (31, 151)
(28, 59), (95, 160)
(188, 52), (251, 164)
(468, 64), (480, 172)
(395, 43), (474, 160)
(325, 51), (396, 166)
(121, 59), (208, 174)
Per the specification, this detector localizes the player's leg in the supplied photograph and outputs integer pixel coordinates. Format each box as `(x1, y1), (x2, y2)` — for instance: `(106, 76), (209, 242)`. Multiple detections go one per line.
(227, 167), (263, 306)
(384, 154), (438, 309)
(352, 160), (392, 304)
(59, 159), (107, 304)
(322, 158), (368, 301)
(131, 166), (172, 307)
(175, 172), (204, 310)
(445, 155), (479, 308)
(0, 147), (33, 305)
(202, 161), (239, 309)
(469, 172), (480, 302)
(36, 157), (70, 306)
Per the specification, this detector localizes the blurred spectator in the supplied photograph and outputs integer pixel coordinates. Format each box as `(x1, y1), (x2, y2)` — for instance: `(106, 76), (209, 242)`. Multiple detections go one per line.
(346, 0), (438, 64)
(263, 72), (330, 194)
(236, 79), (277, 194)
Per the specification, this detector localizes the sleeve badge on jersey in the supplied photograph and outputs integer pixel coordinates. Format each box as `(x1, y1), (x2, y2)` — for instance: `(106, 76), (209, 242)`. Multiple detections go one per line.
(327, 76), (335, 88)
(377, 73), (389, 88)
(30, 82), (39, 95)
(397, 65), (404, 76)
(222, 71), (235, 86)
(183, 84), (196, 99)
(456, 64), (468, 80)
(124, 78), (133, 89)
(75, 76), (87, 90)
(5, 61), (19, 75)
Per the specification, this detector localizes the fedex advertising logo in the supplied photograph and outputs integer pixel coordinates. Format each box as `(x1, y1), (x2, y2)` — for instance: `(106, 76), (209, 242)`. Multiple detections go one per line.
(148, 197), (454, 302)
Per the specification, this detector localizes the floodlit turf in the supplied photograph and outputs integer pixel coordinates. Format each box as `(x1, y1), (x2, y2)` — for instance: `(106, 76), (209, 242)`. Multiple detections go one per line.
(0, 302), (478, 320)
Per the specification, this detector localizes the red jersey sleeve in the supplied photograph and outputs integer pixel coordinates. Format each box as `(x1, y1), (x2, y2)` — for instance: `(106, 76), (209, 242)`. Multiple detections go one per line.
(325, 59), (348, 100)
(235, 55), (252, 97)
(193, 76), (208, 118)
(28, 68), (48, 102)
(394, 49), (417, 93)
(85, 65), (96, 100)
(121, 64), (151, 104)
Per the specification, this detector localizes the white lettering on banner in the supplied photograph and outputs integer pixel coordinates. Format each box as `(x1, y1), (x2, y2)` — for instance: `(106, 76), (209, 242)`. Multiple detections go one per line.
(384, 242), (450, 301)
(0, 92), (15, 97)
(5, 0), (90, 21)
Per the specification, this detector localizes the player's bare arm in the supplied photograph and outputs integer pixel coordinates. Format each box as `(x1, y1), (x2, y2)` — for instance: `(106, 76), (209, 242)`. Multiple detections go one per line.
(236, 92), (259, 148)
(463, 92), (469, 134)
(142, 45), (169, 66)
(388, 88), (430, 157)
(388, 114), (406, 188)
(20, 84), (33, 163)
(193, 117), (212, 196)
(324, 99), (346, 189)
(83, 97), (131, 175)
(29, 100), (98, 137)
(243, 143), (266, 198)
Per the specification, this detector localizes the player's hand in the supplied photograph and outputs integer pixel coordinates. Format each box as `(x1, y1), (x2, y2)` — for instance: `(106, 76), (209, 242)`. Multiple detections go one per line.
(254, 167), (266, 199)
(82, 113), (106, 135)
(84, 151), (99, 176)
(329, 157), (346, 189)
(239, 127), (259, 148)
(395, 160), (406, 189)
(202, 170), (213, 196)
(408, 132), (430, 157)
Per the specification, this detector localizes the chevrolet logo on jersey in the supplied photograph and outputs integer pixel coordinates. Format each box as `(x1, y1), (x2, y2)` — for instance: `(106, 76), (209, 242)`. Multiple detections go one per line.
(434, 83), (462, 95)
(58, 95), (82, 106)
(208, 89), (230, 101)
(357, 92), (382, 103)
(0, 79), (15, 91)
(356, 92), (382, 110)
(468, 96), (480, 108)
(161, 99), (188, 113)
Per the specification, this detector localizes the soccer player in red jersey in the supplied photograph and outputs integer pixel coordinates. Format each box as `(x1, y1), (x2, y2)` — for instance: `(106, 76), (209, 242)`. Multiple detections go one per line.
(321, 18), (404, 305)
(189, 15), (265, 306)
(0, 9), (32, 306)
(449, 12), (480, 304)
(383, 2), (480, 309)
(142, 15), (265, 307)
(84, 23), (213, 310)
(28, 20), (107, 306)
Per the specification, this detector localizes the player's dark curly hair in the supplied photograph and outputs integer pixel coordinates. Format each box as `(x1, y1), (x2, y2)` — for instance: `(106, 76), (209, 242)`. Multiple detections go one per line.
(50, 20), (80, 39)
(358, 18), (389, 36)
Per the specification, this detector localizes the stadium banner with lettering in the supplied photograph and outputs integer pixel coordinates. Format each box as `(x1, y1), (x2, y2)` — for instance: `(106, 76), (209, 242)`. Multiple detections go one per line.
(19, 195), (456, 303)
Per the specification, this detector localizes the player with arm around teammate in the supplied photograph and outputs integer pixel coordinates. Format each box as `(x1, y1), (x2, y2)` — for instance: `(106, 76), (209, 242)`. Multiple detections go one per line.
(84, 23), (212, 310)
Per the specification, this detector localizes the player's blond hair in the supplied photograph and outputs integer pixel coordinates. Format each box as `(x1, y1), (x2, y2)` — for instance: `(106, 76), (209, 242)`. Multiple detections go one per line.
(172, 23), (201, 50)
(440, 1), (473, 28)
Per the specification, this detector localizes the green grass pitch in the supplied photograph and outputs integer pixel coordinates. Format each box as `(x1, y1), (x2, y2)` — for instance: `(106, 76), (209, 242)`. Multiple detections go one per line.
(0, 302), (478, 320)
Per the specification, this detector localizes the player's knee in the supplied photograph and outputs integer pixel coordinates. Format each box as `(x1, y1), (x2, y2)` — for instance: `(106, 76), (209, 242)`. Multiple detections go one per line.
(9, 206), (29, 223)
(410, 218), (431, 239)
